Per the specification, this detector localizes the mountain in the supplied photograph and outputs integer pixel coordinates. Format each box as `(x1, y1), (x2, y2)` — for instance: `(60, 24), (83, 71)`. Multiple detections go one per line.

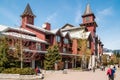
(103, 48), (113, 52)
(113, 50), (120, 54)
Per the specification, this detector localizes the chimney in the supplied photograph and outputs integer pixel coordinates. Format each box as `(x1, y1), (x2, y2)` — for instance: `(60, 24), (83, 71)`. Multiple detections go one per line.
(42, 22), (51, 30)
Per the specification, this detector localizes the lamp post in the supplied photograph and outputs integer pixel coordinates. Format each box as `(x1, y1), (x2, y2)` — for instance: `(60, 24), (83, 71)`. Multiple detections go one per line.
(20, 28), (23, 69)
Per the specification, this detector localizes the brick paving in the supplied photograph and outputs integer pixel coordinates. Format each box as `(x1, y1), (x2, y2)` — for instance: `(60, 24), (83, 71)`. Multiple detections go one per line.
(43, 68), (120, 80)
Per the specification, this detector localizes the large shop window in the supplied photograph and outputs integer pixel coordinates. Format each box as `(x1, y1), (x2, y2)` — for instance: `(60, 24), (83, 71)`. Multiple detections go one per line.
(64, 38), (69, 44)
(56, 35), (61, 42)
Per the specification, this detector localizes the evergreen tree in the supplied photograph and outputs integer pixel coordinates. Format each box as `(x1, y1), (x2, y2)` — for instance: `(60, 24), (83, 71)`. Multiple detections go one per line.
(0, 36), (9, 68)
(52, 45), (62, 63)
(44, 45), (61, 70)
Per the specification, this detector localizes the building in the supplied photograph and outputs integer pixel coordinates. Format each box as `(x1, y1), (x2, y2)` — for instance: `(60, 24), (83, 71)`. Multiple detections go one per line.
(0, 3), (103, 69)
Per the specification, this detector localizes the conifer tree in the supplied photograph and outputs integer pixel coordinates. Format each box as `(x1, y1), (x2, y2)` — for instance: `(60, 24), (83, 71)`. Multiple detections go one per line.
(44, 45), (61, 70)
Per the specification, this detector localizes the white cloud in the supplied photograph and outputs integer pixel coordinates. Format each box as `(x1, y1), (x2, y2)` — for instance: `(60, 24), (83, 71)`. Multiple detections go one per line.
(46, 12), (57, 22)
(98, 7), (113, 16)
(96, 7), (113, 22)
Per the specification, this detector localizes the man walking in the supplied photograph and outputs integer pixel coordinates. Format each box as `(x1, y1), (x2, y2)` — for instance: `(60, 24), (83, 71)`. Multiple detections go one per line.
(106, 65), (115, 80)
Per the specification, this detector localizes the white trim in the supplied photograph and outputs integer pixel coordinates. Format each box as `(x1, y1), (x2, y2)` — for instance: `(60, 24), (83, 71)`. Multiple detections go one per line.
(2, 32), (48, 44)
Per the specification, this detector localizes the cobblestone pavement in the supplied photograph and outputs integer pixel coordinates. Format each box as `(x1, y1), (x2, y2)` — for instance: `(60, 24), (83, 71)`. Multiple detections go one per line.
(43, 68), (120, 80)
(0, 68), (119, 80)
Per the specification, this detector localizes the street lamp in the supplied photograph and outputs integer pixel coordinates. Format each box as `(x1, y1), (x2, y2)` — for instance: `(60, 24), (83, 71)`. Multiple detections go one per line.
(20, 28), (23, 69)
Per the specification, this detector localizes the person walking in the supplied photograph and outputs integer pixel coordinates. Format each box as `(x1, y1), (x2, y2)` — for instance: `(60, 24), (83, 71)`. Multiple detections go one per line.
(106, 66), (112, 80)
(111, 67), (115, 80)
(35, 66), (41, 75)
(93, 66), (95, 72)
(107, 65), (115, 80)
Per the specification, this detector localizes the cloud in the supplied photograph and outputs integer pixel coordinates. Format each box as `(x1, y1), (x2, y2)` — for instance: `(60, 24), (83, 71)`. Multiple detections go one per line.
(46, 12), (57, 22)
(98, 7), (113, 16)
(96, 7), (113, 22)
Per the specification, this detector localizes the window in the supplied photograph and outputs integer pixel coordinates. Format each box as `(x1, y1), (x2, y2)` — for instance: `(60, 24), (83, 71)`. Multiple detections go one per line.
(64, 38), (69, 44)
(28, 17), (33, 24)
(56, 35), (61, 42)
(63, 48), (66, 53)
(36, 43), (41, 50)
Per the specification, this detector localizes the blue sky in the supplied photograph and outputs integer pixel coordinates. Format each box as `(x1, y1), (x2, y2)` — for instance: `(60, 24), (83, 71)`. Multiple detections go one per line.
(0, 0), (120, 50)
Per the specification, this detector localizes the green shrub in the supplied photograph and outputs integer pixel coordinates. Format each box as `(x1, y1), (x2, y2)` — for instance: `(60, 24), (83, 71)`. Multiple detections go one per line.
(0, 67), (5, 73)
(73, 67), (81, 70)
(2, 68), (35, 75)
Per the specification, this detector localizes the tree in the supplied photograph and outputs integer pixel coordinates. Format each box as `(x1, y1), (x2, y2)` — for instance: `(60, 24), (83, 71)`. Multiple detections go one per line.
(0, 36), (9, 68)
(110, 54), (117, 64)
(44, 45), (62, 70)
(113, 51), (120, 64)
(9, 39), (22, 67)
(101, 54), (108, 66)
(78, 39), (91, 69)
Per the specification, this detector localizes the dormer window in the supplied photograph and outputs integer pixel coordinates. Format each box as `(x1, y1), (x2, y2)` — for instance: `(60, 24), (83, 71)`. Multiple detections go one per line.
(64, 38), (69, 44)
(56, 35), (61, 42)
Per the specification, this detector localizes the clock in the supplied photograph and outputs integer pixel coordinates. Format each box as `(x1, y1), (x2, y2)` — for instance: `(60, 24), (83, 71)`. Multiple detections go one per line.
(86, 17), (90, 22)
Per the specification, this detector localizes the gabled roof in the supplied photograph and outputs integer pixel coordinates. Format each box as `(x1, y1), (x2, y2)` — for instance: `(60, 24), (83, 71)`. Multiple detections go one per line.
(21, 3), (35, 17)
(0, 24), (35, 35)
(0, 25), (10, 32)
(61, 23), (74, 29)
(26, 24), (54, 34)
(63, 32), (72, 40)
(69, 30), (91, 39)
(61, 26), (84, 32)
(50, 29), (59, 34)
(2, 32), (48, 44)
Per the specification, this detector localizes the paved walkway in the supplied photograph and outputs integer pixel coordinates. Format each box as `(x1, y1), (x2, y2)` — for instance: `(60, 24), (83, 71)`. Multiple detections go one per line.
(43, 68), (120, 80)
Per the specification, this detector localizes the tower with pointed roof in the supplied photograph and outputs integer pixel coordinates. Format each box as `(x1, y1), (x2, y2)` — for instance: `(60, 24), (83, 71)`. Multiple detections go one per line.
(80, 4), (97, 37)
(80, 3), (98, 54)
(21, 3), (36, 28)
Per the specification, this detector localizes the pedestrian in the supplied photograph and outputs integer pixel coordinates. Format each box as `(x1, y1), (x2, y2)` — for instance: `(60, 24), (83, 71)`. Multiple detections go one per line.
(111, 67), (115, 80)
(106, 66), (112, 80)
(113, 65), (116, 72)
(93, 66), (95, 72)
(102, 65), (105, 71)
(35, 66), (41, 75)
(106, 65), (115, 80)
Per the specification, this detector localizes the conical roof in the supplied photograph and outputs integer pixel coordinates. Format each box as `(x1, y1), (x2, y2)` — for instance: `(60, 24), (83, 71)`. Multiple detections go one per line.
(83, 4), (93, 15)
(21, 3), (35, 17)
